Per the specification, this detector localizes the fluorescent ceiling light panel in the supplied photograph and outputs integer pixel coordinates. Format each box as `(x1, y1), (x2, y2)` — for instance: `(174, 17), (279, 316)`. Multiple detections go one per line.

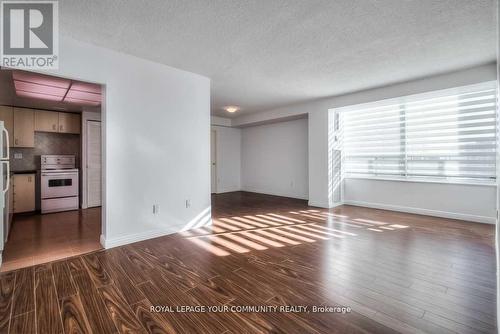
(14, 81), (67, 97)
(16, 90), (64, 101)
(65, 89), (101, 102)
(64, 97), (101, 106)
(70, 82), (101, 94)
(11, 70), (102, 106)
(12, 70), (71, 88)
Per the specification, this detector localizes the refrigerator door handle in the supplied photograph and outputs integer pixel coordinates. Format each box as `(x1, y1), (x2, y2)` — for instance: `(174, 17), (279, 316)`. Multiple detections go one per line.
(2, 161), (9, 194)
(2, 127), (9, 160)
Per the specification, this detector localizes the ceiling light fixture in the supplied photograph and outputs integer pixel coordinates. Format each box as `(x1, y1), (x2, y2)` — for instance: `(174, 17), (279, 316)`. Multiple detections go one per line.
(224, 106), (239, 113)
(12, 70), (102, 106)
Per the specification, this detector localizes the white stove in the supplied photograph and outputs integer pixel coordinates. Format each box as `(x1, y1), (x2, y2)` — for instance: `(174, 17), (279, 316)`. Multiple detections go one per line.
(42, 168), (79, 173)
(40, 155), (79, 213)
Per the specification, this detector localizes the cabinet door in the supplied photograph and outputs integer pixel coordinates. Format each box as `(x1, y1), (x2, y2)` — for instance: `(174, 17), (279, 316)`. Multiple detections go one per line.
(0, 106), (14, 146)
(58, 113), (80, 134)
(35, 110), (59, 132)
(13, 174), (35, 213)
(13, 108), (35, 147)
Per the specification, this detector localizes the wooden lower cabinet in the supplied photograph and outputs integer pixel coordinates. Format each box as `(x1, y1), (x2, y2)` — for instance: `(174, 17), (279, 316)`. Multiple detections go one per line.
(13, 173), (35, 213)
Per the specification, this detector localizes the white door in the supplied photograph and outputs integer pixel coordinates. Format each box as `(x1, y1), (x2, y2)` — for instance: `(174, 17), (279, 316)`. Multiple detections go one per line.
(211, 130), (217, 193)
(86, 121), (101, 207)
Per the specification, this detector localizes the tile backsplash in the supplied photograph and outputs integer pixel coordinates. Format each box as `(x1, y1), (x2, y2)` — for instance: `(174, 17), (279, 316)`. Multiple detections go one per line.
(10, 132), (80, 171)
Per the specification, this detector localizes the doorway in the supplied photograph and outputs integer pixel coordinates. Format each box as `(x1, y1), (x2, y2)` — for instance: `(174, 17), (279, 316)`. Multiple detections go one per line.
(0, 69), (105, 272)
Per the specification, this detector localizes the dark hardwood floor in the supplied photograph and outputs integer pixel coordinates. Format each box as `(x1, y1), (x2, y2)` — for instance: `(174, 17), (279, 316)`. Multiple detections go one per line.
(0, 191), (496, 333)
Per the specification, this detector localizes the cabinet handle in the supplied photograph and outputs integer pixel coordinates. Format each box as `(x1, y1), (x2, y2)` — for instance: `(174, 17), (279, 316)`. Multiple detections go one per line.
(52, 124), (56, 130)
(59, 125), (63, 131)
(28, 176), (31, 182)
(14, 139), (18, 145)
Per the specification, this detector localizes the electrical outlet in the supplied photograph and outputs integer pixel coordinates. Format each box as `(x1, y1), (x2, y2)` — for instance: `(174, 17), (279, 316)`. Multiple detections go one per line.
(153, 204), (160, 214)
(185, 199), (191, 208)
(14, 153), (22, 159)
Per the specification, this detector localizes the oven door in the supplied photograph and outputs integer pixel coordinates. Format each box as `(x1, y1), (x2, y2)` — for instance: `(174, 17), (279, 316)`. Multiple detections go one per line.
(41, 172), (78, 199)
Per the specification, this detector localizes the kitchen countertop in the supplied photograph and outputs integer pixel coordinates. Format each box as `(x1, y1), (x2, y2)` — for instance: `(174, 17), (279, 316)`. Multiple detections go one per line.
(11, 170), (37, 175)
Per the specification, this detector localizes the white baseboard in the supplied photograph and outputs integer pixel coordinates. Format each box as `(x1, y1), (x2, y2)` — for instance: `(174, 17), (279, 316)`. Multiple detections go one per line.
(241, 187), (308, 200)
(100, 215), (215, 249)
(215, 187), (241, 194)
(343, 200), (496, 224)
(100, 229), (176, 249)
(308, 201), (329, 208)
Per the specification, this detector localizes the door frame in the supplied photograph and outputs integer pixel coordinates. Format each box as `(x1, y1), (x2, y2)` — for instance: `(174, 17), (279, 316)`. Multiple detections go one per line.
(10, 69), (107, 250)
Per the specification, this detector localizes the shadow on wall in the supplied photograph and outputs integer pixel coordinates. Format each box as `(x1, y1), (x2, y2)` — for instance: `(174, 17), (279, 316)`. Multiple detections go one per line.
(181, 206), (212, 231)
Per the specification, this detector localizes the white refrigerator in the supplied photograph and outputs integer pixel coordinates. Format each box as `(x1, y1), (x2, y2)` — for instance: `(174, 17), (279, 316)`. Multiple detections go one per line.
(0, 121), (10, 264)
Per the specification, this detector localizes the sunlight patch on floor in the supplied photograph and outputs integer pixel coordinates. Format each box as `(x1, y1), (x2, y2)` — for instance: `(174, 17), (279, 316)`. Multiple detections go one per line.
(185, 208), (408, 256)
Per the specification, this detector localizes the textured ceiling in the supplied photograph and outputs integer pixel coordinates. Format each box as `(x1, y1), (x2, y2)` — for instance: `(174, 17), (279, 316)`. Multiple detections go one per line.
(59, 0), (497, 117)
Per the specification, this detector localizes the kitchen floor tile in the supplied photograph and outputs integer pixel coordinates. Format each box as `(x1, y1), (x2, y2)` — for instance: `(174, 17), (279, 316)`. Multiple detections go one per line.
(1, 207), (102, 272)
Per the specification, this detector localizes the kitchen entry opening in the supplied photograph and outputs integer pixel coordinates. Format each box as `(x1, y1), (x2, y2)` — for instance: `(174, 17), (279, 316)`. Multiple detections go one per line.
(0, 67), (105, 272)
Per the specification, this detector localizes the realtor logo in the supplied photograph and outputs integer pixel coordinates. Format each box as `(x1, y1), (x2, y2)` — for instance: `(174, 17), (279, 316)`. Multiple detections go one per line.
(1, 1), (58, 69)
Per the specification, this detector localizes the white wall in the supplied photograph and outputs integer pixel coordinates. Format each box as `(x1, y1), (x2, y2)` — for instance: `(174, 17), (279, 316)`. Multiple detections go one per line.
(211, 125), (241, 193)
(50, 36), (211, 248)
(232, 63), (497, 222)
(344, 179), (497, 223)
(241, 118), (308, 199)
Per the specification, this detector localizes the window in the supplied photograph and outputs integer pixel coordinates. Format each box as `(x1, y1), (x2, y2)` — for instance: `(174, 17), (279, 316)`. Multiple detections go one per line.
(338, 81), (497, 184)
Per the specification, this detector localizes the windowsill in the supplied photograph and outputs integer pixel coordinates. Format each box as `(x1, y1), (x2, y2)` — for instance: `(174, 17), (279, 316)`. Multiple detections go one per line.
(344, 175), (497, 187)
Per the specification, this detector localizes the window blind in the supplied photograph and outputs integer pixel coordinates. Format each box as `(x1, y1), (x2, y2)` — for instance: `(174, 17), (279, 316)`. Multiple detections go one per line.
(339, 82), (497, 183)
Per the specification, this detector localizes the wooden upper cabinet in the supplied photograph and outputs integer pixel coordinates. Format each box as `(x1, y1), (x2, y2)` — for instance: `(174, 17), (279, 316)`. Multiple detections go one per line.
(58, 113), (80, 134)
(35, 110), (81, 134)
(13, 108), (34, 147)
(0, 106), (14, 146)
(35, 110), (59, 133)
(3, 109), (80, 146)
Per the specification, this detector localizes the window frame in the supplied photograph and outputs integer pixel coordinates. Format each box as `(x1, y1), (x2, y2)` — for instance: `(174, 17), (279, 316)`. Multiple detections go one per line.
(333, 81), (498, 186)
